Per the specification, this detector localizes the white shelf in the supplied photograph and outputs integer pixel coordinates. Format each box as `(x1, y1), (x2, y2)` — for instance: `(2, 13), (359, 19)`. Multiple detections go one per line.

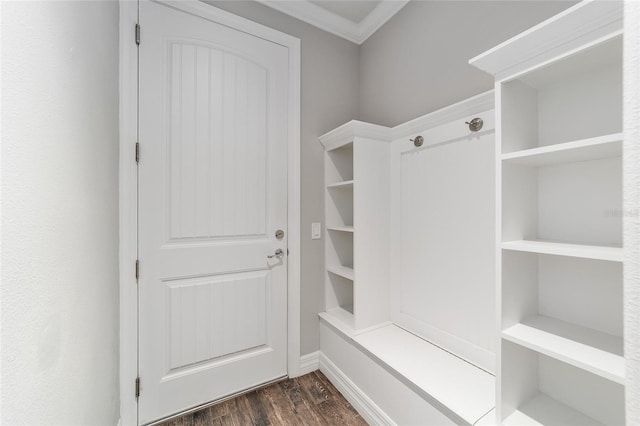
(501, 240), (623, 262)
(327, 265), (354, 281)
(320, 307), (355, 334)
(501, 133), (622, 166)
(502, 315), (624, 385)
(327, 226), (354, 233)
(327, 180), (354, 189)
(503, 393), (602, 426)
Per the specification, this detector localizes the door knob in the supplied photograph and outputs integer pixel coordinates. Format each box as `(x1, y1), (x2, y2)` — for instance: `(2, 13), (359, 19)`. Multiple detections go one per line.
(268, 249), (284, 259)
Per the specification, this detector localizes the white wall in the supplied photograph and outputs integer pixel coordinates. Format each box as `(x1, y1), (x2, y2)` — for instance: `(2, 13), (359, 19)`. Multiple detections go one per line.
(358, 0), (577, 127)
(205, 1), (361, 356)
(624, 0), (640, 422)
(1, 2), (120, 424)
(390, 110), (496, 371)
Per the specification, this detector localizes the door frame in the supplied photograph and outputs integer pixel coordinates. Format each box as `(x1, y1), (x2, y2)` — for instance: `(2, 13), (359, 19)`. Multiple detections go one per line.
(118, 1), (301, 424)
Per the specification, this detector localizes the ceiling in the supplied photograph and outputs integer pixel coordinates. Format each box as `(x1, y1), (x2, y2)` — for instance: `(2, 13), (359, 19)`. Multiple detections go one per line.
(310, 1), (381, 23)
(257, 0), (409, 44)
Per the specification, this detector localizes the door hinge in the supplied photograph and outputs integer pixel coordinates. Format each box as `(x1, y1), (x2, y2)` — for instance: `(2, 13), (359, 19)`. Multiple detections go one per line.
(135, 377), (141, 399)
(135, 142), (140, 163)
(135, 259), (140, 281)
(135, 23), (141, 45)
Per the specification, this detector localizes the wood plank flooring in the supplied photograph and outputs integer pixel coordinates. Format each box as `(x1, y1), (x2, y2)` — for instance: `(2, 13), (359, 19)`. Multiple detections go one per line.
(159, 371), (368, 426)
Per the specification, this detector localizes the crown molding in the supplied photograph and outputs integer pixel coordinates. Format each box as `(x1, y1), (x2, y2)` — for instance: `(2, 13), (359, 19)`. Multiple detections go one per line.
(256, 0), (409, 45)
(469, 0), (623, 81)
(319, 120), (393, 150)
(356, 1), (409, 43)
(319, 90), (495, 150)
(391, 90), (494, 141)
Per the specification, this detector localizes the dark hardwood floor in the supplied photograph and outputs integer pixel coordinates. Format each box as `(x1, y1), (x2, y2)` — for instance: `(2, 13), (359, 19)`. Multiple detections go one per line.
(159, 370), (368, 426)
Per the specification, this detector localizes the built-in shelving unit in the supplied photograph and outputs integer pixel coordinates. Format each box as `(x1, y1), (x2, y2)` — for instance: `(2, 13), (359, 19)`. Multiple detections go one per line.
(470, 1), (625, 424)
(319, 108), (497, 426)
(325, 140), (355, 327)
(320, 121), (391, 332)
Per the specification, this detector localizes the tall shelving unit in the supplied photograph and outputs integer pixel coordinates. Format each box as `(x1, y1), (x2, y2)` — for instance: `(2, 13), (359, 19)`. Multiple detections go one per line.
(471, 1), (625, 424)
(325, 141), (356, 326)
(320, 122), (391, 332)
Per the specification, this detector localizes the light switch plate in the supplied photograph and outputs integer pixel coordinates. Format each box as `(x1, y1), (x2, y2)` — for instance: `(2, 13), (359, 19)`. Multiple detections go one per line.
(311, 223), (321, 240)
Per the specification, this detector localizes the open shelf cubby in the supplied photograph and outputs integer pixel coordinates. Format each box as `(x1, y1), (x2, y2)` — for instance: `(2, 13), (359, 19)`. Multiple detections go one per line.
(326, 216), (353, 265)
(500, 35), (622, 155)
(326, 271), (354, 317)
(502, 153), (622, 249)
(502, 251), (623, 382)
(501, 341), (624, 425)
(326, 142), (353, 185)
(326, 184), (353, 228)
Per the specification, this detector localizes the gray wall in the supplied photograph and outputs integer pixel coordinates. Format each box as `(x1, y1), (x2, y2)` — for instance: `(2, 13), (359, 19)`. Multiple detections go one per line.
(1, 1), (120, 424)
(206, 1), (361, 356)
(359, 0), (578, 127)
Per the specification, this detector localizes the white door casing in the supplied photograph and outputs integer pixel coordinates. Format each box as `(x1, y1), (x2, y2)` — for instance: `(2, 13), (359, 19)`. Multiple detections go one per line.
(130, 1), (300, 423)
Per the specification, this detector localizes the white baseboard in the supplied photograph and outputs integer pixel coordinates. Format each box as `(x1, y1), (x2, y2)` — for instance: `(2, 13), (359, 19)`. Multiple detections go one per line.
(298, 350), (320, 376)
(319, 352), (395, 426)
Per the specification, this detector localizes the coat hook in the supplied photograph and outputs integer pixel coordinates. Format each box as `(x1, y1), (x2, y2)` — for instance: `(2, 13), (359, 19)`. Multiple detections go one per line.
(465, 117), (483, 132)
(410, 135), (424, 147)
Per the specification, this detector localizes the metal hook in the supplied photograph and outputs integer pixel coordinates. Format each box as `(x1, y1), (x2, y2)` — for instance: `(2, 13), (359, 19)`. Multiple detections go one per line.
(410, 135), (424, 147)
(465, 117), (483, 132)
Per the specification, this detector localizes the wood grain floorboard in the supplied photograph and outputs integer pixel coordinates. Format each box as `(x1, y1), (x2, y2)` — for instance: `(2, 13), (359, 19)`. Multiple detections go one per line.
(158, 371), (368, 426)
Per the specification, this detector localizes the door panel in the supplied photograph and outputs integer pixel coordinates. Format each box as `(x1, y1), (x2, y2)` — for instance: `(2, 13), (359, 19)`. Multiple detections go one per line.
(167, 42), (269, 240)
(138, 1), (289, 423)
(165, 271), (269, 370)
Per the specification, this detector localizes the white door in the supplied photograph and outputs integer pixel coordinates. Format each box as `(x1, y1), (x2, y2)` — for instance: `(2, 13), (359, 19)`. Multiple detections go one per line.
(138, 1), (289, 423)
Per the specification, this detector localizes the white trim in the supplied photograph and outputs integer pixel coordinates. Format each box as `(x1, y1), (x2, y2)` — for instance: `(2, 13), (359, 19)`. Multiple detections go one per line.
(156, 0), (300, 48)
(318, 90), (495, 151)
(319, 352), (396, 426)
(357, 1), (410, 44)
(624, 0), (640, 423)
(391, 90), (495, 141)
(299, 351), (320, 375)
(469, 0), (623, 81)
(119, 1), (301, 423)
(493, 84), (503, 424)
(256, 0), (408, 45)
(318, 120), (393, 150)
(119, 2), (139, 425)
(286, 28), (302, 379)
